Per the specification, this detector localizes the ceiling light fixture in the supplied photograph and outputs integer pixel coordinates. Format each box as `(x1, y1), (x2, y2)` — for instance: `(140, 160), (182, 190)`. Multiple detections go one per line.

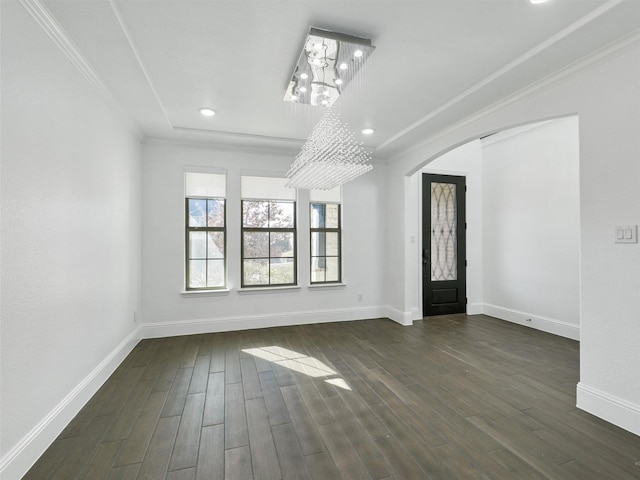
(199, 108), (216, 117)
(362, 128), (374, 135)
(284, 27), (375, 107)
(529, 0), (549, 3)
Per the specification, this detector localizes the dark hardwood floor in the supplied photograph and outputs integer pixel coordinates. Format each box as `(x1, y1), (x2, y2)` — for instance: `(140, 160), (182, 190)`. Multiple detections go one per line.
(24, 314), (640, 479)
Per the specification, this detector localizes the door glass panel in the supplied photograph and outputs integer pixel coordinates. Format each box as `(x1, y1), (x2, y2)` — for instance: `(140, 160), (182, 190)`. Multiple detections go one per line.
(431, 182), (457, 281)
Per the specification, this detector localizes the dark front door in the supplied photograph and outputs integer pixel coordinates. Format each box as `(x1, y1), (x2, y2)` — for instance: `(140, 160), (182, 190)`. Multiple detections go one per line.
(422, 174), (466, 316)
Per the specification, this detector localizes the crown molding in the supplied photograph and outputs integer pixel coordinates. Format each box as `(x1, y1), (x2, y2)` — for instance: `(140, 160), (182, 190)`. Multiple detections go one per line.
(108, 0), (173, 130)
(172, 126), (305, 145)
(19, 0), (143, 139)
(19, 0), (109, 98)
(392, 27), (640, 165)
(379, 0), (627, 153)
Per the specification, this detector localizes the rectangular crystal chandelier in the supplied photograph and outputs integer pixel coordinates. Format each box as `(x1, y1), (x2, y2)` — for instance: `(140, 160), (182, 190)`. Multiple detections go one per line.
(283, 27), (375, 107)
(285, 28), (375, 190)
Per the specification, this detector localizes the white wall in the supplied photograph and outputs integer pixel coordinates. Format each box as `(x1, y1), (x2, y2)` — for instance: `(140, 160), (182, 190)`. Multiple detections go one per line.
(141, 141), (388, 336)
(481, 117), (580, 338)
(0, 2), (142, 477)
(385, 39), (640, 435)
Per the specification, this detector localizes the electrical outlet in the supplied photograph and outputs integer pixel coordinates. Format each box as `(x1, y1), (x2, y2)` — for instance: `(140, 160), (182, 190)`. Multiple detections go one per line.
(357, 293), (363, 302)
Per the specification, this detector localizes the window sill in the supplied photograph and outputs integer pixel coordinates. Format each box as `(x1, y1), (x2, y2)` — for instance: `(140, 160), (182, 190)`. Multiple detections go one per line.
(238, 285), (302, 294)
(308, 283), (347, 290)
(181, 289), (231, 297)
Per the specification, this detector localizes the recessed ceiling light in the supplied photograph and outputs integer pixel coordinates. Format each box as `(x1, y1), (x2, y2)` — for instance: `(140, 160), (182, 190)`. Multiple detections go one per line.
(529, 0), (549, 3)
(339, 63), (348, 70)
(199, 108), (216, 117)
(300, 73), (308, 80)
(291, 95), (298, 102)
(354, 50), (364, 58)
(335, 78), (343, 85)
(362, 128), (374, 135)
(299, 87), (307, 93)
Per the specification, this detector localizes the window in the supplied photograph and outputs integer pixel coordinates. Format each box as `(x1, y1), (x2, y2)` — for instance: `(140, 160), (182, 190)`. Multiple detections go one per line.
(310, 186), (342, 284)
(185, 172), (226, 290)
(241, 176), (296, 287)
(310, 203), (341, 283)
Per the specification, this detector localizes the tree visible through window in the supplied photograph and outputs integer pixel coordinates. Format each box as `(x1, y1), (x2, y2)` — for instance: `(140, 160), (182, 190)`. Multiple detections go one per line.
(310, 203), (341, 283)
(242, 200), (296, 286)
(185, 172), (226, 290)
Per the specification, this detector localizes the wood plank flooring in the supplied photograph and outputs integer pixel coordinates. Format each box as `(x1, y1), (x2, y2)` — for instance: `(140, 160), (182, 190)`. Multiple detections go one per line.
(23, 314), (640, 479)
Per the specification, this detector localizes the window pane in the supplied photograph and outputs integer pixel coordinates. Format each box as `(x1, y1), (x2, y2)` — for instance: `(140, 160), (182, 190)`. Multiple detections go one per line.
(189, 260), (206, 288)
(208, 232), (224, 259)
(207, 259), (225, 287)
(244, 259), (269, 285)
(310, 203), (325, 228)
(311, 232), (326, 257)
(270, 258), (294, 284)
(325, 257), (340, 282)
(325, 204), (340, 228)
(326, 232), (339, 256)
(243, 201), (269, 227)
(188, 199), (207, 227)
(189, 231), (207, 259)
(270, 232), (294, 257)
(311, 257), (326, 283)
(243, 232), (269, 258)
(207, 199), (225, 227)
(270, 201), (294, 228)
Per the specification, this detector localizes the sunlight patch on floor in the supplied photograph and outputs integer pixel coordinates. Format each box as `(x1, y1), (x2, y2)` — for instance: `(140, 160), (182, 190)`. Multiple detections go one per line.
(242, 346), (352, 390)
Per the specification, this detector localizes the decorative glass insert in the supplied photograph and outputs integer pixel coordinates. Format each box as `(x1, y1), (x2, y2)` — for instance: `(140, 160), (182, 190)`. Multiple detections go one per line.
(431, 183), (457, 281)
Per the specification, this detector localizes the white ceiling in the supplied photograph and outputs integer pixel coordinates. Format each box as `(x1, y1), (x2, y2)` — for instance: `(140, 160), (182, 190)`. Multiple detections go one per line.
(38, 0), (640, 159)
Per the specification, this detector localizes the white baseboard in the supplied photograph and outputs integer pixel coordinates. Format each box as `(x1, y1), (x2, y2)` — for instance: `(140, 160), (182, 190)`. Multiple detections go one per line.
(481, 303), (580, 340)
(577, 382), (640, 437)
(467, 302), (483, 315)
(0, 327), (142, 480)
(385, 306), (414, 326)
(142, 306), (390, 338)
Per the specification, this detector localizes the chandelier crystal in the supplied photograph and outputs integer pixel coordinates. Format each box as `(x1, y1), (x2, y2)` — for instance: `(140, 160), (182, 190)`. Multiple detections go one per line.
(285, 109), (373, 190)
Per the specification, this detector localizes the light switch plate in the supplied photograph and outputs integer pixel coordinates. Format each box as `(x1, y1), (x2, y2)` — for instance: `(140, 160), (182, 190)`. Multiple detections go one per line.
(614, 225), (638, 244)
